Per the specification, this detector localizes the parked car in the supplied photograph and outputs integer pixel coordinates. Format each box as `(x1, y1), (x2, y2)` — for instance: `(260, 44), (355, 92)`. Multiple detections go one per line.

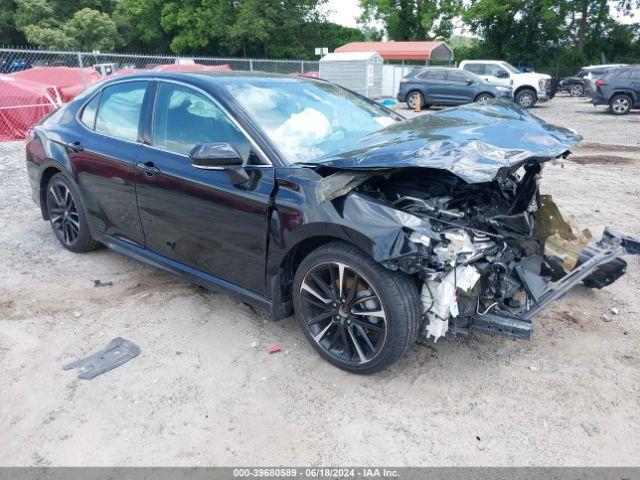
(25, 72), (639, 373)
(559, 64), (628, 97)
(0, 57), (32, 73)
(397, 67), (510, 110)
(591, 65), (640, 115)
(459, 60), (554, 108)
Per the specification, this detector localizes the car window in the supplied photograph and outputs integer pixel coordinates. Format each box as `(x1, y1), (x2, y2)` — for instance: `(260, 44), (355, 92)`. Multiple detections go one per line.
(95, 82), (147, 141)
(80, 92), (101, 130)
(418, 70), (446, 80)
(486, 64), (508, 77)
(630, 69), (640, 79)
(447, 71), (468, 83)
(463, 63), (485, 75)
(152, 82), (252, 160)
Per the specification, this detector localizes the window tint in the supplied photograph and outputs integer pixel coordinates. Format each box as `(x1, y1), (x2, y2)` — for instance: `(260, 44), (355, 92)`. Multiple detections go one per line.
(95, 82), (147, 141)
(463, 63), (484, 75)
(486, 64), (508, 77)
(152, 82), (251, 159)
(418, 70), (446, 80)
(447, 71), (468, 83)
(80, 92), (100, 130)
(630, 69), (640, 79)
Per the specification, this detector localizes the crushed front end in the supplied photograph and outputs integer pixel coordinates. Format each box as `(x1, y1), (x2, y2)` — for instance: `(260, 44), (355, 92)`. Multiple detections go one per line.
(361, 164), (638, 341)
(313, 100), (639, 342)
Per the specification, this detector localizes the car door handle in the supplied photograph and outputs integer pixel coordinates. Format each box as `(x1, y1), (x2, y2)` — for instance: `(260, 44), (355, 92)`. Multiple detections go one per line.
(66, 141), (84, 152)
(136, 161), (161, 176)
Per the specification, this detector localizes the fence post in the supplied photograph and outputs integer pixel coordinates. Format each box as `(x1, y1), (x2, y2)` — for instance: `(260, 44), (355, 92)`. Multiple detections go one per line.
(77, 53), (87, 89)
(301, 60), (305, 74)
(249, 59), (253, 72)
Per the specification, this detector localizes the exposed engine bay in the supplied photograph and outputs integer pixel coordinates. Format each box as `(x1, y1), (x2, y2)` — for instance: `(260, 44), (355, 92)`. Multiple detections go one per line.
(317, 163), (639, 342)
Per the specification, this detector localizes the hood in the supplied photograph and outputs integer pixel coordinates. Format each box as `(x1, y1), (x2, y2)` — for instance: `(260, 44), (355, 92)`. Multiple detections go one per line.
(517, 71), (551, 81)
(312, 100), (581, 184)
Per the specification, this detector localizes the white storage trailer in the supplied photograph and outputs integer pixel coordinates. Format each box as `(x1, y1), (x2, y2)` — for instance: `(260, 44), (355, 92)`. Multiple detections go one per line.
(319, 52), (384, 98)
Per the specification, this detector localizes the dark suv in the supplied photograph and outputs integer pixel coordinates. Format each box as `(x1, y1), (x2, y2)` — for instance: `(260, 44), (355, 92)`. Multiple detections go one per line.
(591, 66), (640, 115)
(397, 67), (509, 109)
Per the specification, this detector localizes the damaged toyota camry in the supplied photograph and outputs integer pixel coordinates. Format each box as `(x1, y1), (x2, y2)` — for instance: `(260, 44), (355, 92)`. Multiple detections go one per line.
(26, 72), (639, 373)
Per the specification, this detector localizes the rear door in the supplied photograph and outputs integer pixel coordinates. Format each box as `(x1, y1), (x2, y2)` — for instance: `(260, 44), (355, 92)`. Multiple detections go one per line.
(71, 80), (149, 245)
(417, 70), (448, 103)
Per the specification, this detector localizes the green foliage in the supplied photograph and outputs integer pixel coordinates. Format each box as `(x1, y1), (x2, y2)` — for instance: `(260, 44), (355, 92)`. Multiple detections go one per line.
(359, 0), (462, 40)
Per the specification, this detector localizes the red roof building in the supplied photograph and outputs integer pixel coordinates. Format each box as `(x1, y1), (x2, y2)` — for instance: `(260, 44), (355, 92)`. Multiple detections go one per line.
(335, 41), (453, 62)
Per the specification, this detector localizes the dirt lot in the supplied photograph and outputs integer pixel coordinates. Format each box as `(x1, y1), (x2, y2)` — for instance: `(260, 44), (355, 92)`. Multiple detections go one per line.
(1, 95), (639, 466)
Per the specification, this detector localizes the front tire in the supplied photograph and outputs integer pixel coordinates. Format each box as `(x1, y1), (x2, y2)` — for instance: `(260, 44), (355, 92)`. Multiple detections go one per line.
(45, 173), (100, 253)
(515, 88), (537, 108)
(569, 84), (584, 97)
(293, 242), (420, 374)
(608, 94), (632, 115)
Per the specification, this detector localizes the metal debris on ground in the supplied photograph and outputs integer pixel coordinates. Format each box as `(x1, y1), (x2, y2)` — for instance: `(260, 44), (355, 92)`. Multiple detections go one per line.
(581, 421), (599, 436)
(93, 279), (113, 287)
(63, 337), (140, 380)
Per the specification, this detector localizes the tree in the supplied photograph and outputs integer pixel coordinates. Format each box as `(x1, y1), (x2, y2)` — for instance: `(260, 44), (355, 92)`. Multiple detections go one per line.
(359, 0), (461, 40)
(13, 0), (121, 50)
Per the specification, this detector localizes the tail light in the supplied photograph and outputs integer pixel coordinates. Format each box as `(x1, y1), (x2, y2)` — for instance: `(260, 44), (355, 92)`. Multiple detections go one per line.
(595, 80), (606, 87)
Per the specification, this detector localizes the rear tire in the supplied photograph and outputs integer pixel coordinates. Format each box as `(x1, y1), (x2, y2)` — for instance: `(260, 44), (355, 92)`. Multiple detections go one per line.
(474, 93), (494, 103)
(45, 173), (100, 253)
(608, 94), (632, 115)
(406, 91), (423, 110)
(515, 88), (537, 108)
(293, 242), (420, 374)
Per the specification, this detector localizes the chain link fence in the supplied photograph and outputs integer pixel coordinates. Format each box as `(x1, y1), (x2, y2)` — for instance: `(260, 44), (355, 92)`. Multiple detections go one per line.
(0, 47), (319, 140)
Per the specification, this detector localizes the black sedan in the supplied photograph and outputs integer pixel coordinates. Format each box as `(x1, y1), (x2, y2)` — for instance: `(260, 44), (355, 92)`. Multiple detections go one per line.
(397, 67), (511, 109)
(26, 72), (639, 373)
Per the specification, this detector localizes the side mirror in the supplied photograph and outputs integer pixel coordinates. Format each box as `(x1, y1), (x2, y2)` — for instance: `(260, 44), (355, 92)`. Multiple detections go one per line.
(189, 142), (249, 184)
(189, 142), (243, 169)
(497, 71), (510, 79)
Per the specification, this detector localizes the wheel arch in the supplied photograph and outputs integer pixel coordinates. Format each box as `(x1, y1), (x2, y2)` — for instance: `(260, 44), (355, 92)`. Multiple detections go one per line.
(474, 91), (495, 101)
(39, 165), (64, 220)
(269, 226), (377, 320)
(514, 85), (537, 97)
(611, 90), (637, 103)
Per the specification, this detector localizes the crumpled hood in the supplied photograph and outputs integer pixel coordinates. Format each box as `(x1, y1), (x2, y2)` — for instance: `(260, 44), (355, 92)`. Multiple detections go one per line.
(313, 100), (582, 184)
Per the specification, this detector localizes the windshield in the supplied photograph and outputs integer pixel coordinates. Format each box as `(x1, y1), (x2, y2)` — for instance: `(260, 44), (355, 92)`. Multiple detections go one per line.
(500, 62), (520, 74)
(224, 79), (399, 163)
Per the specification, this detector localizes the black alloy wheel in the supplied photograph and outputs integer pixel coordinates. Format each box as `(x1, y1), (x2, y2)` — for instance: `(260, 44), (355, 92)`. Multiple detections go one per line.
(46, 173), (100, 252)
(47, 180), (80, 246)
(293, 242), (420, 374)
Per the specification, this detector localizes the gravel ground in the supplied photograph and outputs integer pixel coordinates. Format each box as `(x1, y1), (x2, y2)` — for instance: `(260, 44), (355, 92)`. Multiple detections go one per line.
(1, 96), (640, 466)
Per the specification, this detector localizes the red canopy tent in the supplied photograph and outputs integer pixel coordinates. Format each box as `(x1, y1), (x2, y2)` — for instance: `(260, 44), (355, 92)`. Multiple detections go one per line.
(11, 66), (102, 102)
(335, 41), (454, 62)
(0, 74), (61, 141)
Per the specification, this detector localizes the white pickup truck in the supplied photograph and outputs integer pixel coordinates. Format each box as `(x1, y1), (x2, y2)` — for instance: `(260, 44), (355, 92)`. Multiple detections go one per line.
(459, 60), (554, 108)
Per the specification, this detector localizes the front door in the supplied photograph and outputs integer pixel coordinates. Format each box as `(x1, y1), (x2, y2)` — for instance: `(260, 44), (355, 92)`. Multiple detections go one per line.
(135, 81), (274, 295)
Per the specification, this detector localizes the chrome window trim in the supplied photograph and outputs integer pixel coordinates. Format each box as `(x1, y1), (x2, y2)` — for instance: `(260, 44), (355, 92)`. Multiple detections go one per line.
(149, 78), (272, 166)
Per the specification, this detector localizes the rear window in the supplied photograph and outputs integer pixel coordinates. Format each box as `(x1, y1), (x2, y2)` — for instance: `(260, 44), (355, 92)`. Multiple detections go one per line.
(80, 93), (100, 130)
(95, 81), (147, 142)
(417, 70), (446, 80)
